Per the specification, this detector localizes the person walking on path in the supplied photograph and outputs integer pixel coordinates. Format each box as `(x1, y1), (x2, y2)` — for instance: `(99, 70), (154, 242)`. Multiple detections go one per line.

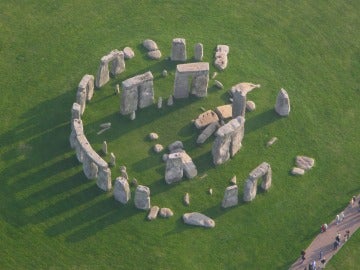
(300, 250), (306, 263)
(336, 214), (340, 225)
(350, 196), (356, 208)
(339, 211), (345, 222)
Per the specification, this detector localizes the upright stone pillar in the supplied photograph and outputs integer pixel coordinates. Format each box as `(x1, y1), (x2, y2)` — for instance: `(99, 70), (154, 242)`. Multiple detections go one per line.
(110, 50), (125, 76)
(134, 185), (151, 210)
(194, 43), (203, 61)
(95, 58), (110, 88)
(275, 88), (290, 116)
(78, 74), (95, 101)
(114, 177), (131, 204)
(191, 74), (209, 97)
(229, 116), (245, 157)
(222, 185), (238, 208)
(173, 72), (190, 99)
(97, 166), (112, 191)
(76, 88), (86, 115)
(212, 125), (233, 165)
(71, 103), (81, 121)
(171, 38), (186, 61)
(232, 90), (246, 118)
(83, 154), (98, 179)
(243, 178), (257, 202)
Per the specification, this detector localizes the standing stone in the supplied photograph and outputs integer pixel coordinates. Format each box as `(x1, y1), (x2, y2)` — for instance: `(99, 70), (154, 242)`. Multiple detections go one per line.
(184, 192), (190, 206)
(168, 141), (184, 153)
(109, 152), (116, 167)
(78, 74), (95, 101)
(159, 208), (174, 218)
(275, 88), (290, 116)
(114, 177), (131, 204)
(76, 88), (86, 115)
(157, 97), (163, 109)
(102, 141), (108, 155)
(230, 175), (237, 185)
(71, 103), (81, 120)
(181, 152), (198, 179)
(147, 206), (159, 220)
(243, 162), (272, 202)
(171, 38), (186, 61)
(167, 95), (174, 106)
(115, 84), (120, 95)
(97, 166), (112, 192)
(130, 111), (136, 120)
(196, 122), (220, 144)
(222, 185), (238, 208)
(162, 70), (168, 77)
(183, 212), (215, 228)
(96, 50), (125, 88)
(194, 43), (203, 61)
(83, 154), (98, 179)
(243, 178), (257, 202)
(232, 89), (247, 118)
(165, 152), (183, 184)
(123, 47), (135, 59)
(134, 185), (151, 210)
(120, 165), (128, 180)
(214, 45), (229, 71)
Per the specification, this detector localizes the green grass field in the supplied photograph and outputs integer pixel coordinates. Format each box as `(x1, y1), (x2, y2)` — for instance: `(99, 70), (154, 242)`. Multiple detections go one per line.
(0, 1), (359, 269)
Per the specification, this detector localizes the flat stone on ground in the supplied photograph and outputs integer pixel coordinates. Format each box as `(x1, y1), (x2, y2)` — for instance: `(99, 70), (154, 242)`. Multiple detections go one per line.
(296, 155), (315, 171)
(215, 104), (232, 120)
(183, 212), (215, 228)
(194, 110), (219, 129)
(291, 167), (305, 176)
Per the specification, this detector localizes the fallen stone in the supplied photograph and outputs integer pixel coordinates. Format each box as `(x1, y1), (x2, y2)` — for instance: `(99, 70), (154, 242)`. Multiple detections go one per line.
(194, 110), (219, 129)
(266, 137), (278, 147)
(246, 100), (256, 111)
(200, 107), (206, 112)
(159, 208), (174, 218)
(211, 72), (218, 79)
(147, 206), (159, 220)
(230, 82), (261, 96)
(275, 88), (290, 116)
(222, 185), (238, 208)
(123, 47), (135, 59)
(149, 132), (159, 140)
(100, 122), (111, 129)
(291, 167), (305, 176)
(143, 39), (158, 51)
(147, 50), (162, 60)
(183, 212), (215, 228)
(184, 193), (190, 206)
(134, 185), (151, 210)
(196, 122), (220, 144)
(153, 144), (164, 153)
(215, 104), (232, 120)
(295, 156), (315, 171)
(114, 177), (131, 204)
(97, 127), (110, 135)
(214, 80), (224, 89)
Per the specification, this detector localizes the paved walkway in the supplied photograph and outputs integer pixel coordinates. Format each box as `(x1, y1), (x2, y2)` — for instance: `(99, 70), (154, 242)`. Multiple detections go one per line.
(289, 195), (360, 270)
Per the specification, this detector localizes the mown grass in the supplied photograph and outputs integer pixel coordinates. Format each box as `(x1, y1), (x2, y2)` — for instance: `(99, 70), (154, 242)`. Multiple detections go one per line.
(0, 1), (359, 269)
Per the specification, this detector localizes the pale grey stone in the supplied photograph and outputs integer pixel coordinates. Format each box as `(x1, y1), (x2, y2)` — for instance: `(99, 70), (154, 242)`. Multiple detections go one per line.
(184, 192), (190, 206)
(275, 88), (290, 116)
(194, 43), (203, 61)
(162, 154), (168, 162)
(168, 141), (184, 152)
(130, 111), (136, 120)
(153, 144), (164, 153)
(230, 83), (261, 96)
(114, 177), (131, 204)
(102, 141), (108, 155)
(196, 122), (220, 144)
(134, 185), (151, 210)
(97, 166), (112, 192)
(211, 72), (218, 79)
(243, 178), (257, 202)
(109, 152), (116, 167)
(243, 162), (272, 202)
(115, 84), (120, 95)
(291, 167), (305, 176)
(147, 206), (159, 220)
(162, 69), (168, 77)
(208, 188), (213, 195)
(157, 97), (163, 109)
(295, 156), (315, 171)
(215, 105), (232, 120)
(123, 47), (135, 59)
(165, 152), (183, 184)
(71, 103), (81, 121)
(183, 212), (215, 228)
(159, 208), (174, 218)
(266, 137), (278, 147)
(214, 80), (223, 89)
(222, 185), (238, 208)
(78, 74), (95, 101)
(167, 95), (174, 106)
(171, 38), (186, 61)
(214, 45), (229, 70)
(143, 39), (158, 51)
(147, 50), (162, 60)
(232, 89), (246, 118)
(181, 152), (197, 179)
(149, 132), (159, 140)
(194, 110), (219, 129)
(76, 87), (86, 115)
(246, 100), (256, 111)
(83, 154), (98, 179)
(100, 122), (111, 129)
(96, 50), (125, 88)
(230, 175), (237, 185)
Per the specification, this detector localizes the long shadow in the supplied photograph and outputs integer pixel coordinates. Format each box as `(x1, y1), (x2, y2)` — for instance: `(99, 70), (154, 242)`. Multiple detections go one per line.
(245, 108), (282, 133)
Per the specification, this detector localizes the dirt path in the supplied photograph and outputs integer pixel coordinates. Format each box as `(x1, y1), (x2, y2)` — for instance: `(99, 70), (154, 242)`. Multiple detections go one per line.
(289, 195), (360, 270)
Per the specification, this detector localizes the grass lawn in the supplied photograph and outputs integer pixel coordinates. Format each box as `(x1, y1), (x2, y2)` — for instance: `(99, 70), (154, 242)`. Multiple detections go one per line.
(0, 1), (359, 269)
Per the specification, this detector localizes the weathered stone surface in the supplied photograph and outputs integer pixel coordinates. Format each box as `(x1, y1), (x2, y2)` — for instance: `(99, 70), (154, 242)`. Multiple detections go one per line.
(275, 88), (290, 116)
(131, 178), (138, 187)
(214, 45), (229, 71)
(109, 152), (116, 167)
(230, 175), (237, 185)
(266, 137), (278, 147)
(159, 208), (174, 218)
(212, 116), (245, 165)
(147, 50), (162, 60)
(134, 185), (151, 210)
(165, 152), (183, 184)
(295, 156), (315, 171)
(215, 104), (232, 120)
(173, 62), (209, 99)
(123, 47), (135, 59)
(114, 177), (131, 204)
(194, 110), (219, 129)
(153, 144), (164, 153)
(183, 212), (215, 228)
(130, 111), (136, 120)
(115, 84), (120, 95)
(147, 206), (159, 220)
(230, 82), (261, 96)
(120, 166), (128, 180)
(196, 122), (220, 144)
(76, 87), (86, 115)
(168, 141), (184, 153)
(211, 72), (218, 79)
(143, 39), (158, 51)
(291, 167), (305, 176)
(214, 80), (224, 89)
(70, 119), (83, 149)
(102, 141), (108, 155)
(71, 103), (81, 121)
(194, 43), (203, 61)
(162, 154), (168, 162)
(149, 132), (159, 140)
(157, 97), (163, 109)
(120, 71), (154, 115)
(96, 50), (125, 88)
(97, 166), (112, 192)
(171, 38), (186, 61)
(243, 178), (257, 202)
(243, 162), (272, 202)
(181, 152), (197, 179)
(208, 188), (213, 195)
(100, 122), (111, 129)
(184, 192), (190, 206)
(167, 95), (174, 106)
(222, 185), (238, 208)
(232, 89), (246, 118)
(78, 74), (95, 101)
(246, 100), (256, 111)
(83, 154), (98, 179)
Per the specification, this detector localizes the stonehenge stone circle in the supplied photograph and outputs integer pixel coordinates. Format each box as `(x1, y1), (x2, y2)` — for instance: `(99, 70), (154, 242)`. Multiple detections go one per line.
(120, 71), (154, 115)
(212, 116), (245, 165)
(71, 102), (81, 121)
(215, 104), (232, 120)
(134, 185), (151, 210)
(275, 88), (290, 116)
(165, 152), (183, 184)
(194, 43), (203, 61)
(114, 176), (131, 204)
(243, 162), (272, 202)
(173, 62), (209, 99)
(231, 82), (260, 118)
(183, 212), (215, 228)
(196, 121), (220, 144)
(171, 38), (187, 61)
(147, 206), (159, 220)
(194, 110), (219, 129)
(78, 74), (95, 102)
(95, 49), (125, 88)
(214, 45), (229, 70)
(222, 185), (239, 208)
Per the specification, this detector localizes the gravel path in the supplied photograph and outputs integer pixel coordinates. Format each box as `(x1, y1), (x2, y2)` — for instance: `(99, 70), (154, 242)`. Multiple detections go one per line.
(289, 195), (360, 270)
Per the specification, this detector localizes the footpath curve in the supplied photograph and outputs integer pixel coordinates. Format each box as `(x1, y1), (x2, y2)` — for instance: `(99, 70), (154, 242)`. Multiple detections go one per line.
(289, 195), (360, 269)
